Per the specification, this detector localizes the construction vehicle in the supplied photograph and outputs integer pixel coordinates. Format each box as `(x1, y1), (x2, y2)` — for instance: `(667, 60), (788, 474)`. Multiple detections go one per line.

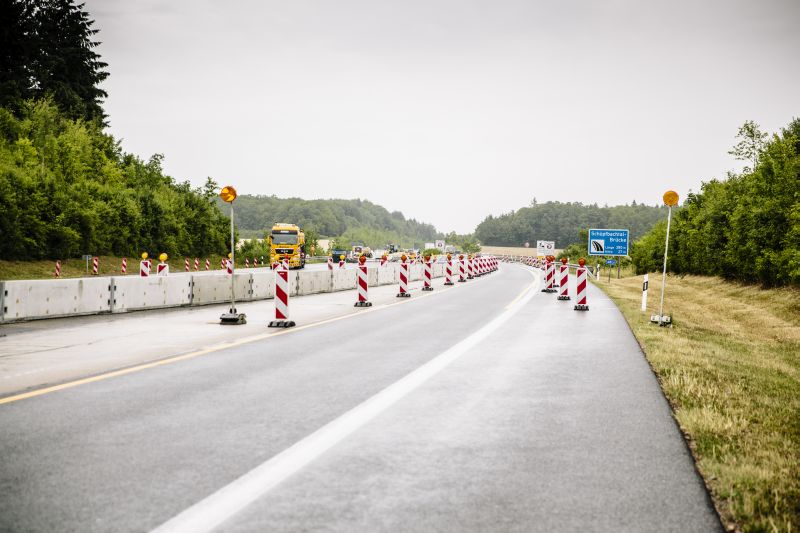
(268, 223), (306, 269)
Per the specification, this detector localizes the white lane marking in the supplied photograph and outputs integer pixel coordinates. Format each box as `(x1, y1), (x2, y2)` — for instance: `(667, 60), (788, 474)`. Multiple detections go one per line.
(152, 267), (539, 533)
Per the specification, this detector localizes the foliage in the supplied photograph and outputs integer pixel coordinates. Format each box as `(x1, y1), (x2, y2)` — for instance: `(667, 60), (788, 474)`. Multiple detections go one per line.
(0, 99), (230, 260)
(217, 195), (440, 249)
(443, 231), (481, 253)
(728, 120), (768, 172)
(474, 200), (666, 248)
(421, 248), (441, 258)
(0, 0), (108, 123)
(631, 118), (800, 287)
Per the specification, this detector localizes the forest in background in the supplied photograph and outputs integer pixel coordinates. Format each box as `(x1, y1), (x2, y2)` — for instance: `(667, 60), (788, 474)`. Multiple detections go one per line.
(474, 201), (666, 248)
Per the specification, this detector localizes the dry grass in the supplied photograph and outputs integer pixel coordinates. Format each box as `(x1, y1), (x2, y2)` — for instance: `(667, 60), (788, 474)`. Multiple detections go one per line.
(596, 273), (800, 532)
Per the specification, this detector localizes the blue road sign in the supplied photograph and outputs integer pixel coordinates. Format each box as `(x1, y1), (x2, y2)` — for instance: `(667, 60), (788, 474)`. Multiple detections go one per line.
(588, 228), (629, 256)
(605, 259), (617, 265)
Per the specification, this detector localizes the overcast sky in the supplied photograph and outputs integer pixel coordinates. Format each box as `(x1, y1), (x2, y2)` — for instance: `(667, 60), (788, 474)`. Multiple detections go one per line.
(86, 0), (799, 233)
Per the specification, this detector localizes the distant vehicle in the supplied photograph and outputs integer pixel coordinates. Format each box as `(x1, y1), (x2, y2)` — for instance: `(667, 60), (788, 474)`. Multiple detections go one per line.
(269, 223), (306, 269)
(386, 244), (399, 253)
(331, 249), (349, 263)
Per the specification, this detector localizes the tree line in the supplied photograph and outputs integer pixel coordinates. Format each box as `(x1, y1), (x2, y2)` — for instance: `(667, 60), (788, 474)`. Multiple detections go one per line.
(219, 195), (441, 249)
(0, 99), (231, 259)
(631, 119), (799, 287)
(474, 200), (666, 248)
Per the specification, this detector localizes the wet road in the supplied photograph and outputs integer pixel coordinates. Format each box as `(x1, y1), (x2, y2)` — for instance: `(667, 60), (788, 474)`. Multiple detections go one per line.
(0, 264), (721, 532)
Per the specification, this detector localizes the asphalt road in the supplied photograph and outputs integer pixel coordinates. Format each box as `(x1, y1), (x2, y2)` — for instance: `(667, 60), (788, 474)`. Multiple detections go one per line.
(0, 264), (721, 532)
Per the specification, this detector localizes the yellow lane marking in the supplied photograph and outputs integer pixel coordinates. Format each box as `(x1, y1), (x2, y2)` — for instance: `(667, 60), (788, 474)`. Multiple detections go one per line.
(0, 267), (510, 406)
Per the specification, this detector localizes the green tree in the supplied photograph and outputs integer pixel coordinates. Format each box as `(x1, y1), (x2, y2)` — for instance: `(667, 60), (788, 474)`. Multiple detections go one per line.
(728, 120), (768, 172)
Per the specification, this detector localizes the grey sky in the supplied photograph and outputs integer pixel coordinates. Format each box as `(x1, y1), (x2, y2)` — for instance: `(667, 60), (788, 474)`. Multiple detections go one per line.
(87, 0), (799, 234)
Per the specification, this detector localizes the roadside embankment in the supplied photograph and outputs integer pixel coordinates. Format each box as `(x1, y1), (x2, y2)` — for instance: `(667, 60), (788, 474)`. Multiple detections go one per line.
(595, 274), (800, 533)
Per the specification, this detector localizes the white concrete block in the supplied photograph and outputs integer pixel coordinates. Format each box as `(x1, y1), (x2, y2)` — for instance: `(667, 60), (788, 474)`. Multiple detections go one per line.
(192, 273), (253, 305)
(2, 278), (111, 322)
(332, 269), (356, 291)
(112, 276), (191, 313)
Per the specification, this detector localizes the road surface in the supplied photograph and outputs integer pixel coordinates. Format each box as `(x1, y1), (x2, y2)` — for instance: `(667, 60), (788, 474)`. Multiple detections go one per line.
(0, 263), (721, 532)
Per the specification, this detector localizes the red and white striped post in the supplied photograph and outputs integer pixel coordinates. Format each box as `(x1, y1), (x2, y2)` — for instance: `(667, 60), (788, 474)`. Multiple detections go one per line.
(121, 258), (127, 275)
(205, 258), (210, 271)
(468, 255), (474, 279)
(542, 256), (556, 293)
(338, 254), (346, 269)
(194, 257), (199, 271)
(444, 253), (454, 285)
(140, 253), (151, 277)
(397, 254), (411, 297)
(92, 256), (99, 275)
(221, 258), (227, 270)
(269, 265), (295, 327)
(422, 255), (433, 291)
(184, 258), (189, 272)
(557, 258), (571, 300)
(458, 254), (467, 282)
(380, 254), (388, 267)
(54, 260), (61, 278)
(574, 258), (589, 311)
(282, 255), (290, 271)
(157, 253), (169, 276)
(253, 257), (258, 267)
(226, 256), (233, 275)
(327, 255), (334, 270)
(355, 255), (372, 307)
(245, 257), (250, 268)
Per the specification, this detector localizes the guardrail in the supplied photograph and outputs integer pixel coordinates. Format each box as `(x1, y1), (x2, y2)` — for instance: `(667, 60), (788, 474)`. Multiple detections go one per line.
(0, 263), (444, 323)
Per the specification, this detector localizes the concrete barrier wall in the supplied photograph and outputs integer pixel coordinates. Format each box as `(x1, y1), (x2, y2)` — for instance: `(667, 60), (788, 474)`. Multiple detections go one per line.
(251, 272), (275, 300)
(297, 270), (330, 295)
(112, 276), (191, 313)
(192, 273), (253, 305)
(0, 259), (489, 322)
(2, 278), (110, 321)
(332, 269), (356, 292)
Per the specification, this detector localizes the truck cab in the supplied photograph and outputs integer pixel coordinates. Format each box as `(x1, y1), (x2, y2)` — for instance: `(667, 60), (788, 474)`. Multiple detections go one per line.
(269, 223), (306, 269)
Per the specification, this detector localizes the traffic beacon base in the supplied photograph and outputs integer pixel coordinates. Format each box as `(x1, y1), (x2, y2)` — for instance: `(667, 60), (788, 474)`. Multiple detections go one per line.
(268, 319), (295, 328)
(221, 307), (247, 325)
(268, 263), (296, 328)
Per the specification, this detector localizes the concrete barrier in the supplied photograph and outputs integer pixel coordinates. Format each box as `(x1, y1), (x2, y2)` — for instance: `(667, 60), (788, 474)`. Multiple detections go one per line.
(192, 273), (253, 305)
(251, 271), (275, 300)
(297, 270), (331, 295)
(112, 276), (192, 313)
(1, 278), (110, 322)
(377, 265), (396, 285)
(332, 269), (356, 292)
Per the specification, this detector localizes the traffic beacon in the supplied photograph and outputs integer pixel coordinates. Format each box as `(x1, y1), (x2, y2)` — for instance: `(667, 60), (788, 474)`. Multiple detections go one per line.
(397, 253), (411, 297)
(354, 254), (372, 307)
(573, 258), (589, 311)
(557, 257), (571, 301)
(219, 185), (246, 325)
(651, 190), (679, 326)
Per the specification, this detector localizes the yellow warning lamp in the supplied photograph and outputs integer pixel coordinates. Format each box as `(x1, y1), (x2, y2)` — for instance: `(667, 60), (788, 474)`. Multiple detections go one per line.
(561, 257), (568, 264)
(447, 253), (452, 261)
(219, 186), (237, 203)
(663, 190), (679, 207)
(578, 258), (586, 267)
(141, 252), (148, 260)
(339, 254), (345, 261)
(228, 252), (233, 259)
(159, 253), (168, 262)
(424, 254), (431, 261)
(359, 255), (367, 265)
(382, 254), (388, 261)
(328, 252), (332, 257)
(401, 254), (408, 262)
(459, 254), (464, 260)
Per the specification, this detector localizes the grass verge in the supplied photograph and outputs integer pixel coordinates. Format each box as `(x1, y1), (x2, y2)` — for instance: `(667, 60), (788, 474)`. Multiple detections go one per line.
(595, 273), (800, 532)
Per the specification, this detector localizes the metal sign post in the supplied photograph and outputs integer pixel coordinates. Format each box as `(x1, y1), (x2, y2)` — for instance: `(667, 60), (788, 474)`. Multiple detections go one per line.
(219, 185), (246, 325)
(651, 190), (679, 326)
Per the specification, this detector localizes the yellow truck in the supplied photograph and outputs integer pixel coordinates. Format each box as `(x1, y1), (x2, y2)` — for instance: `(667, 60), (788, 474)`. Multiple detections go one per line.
(268, 223), (306, 269)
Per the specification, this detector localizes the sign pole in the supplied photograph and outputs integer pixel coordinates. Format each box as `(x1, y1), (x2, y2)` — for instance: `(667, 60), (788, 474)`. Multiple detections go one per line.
(653, 190), (679, 327)
(230, 202), (235, 315)
(219, 185), (246, 325)
(657, 204), (672, 326)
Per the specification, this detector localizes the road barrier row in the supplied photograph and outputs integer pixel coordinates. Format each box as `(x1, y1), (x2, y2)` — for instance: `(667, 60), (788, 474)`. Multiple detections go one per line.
(500, 254), (590, 311)
(0, 259), (498, 323)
